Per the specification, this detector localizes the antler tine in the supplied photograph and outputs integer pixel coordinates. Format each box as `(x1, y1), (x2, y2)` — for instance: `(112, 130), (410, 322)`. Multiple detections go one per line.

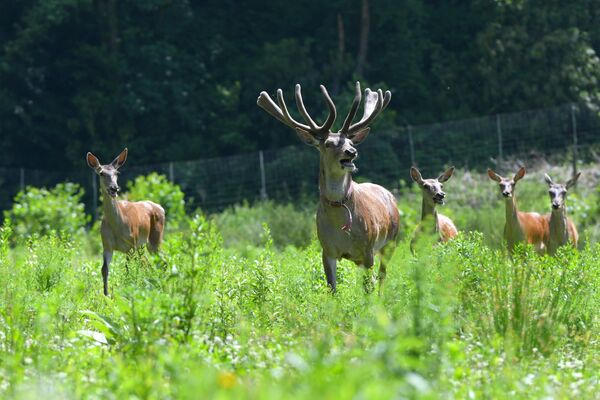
(295, 84), (319, 131)
(348, 87), (391, 135)
(340, 81), (362, 135)
(318, 84), (337, 134)
(276, 88), (311, 131)
(257, 91), (291, 126)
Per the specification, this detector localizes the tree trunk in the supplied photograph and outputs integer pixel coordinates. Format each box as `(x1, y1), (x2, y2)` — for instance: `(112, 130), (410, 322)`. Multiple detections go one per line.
(333, 12), (346, 93)
(355, 0), (370, 77)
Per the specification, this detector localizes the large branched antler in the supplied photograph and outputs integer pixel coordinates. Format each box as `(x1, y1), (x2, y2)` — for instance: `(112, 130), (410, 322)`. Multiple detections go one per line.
(257, 84), (337, 139)
(339, 81), (391, 138)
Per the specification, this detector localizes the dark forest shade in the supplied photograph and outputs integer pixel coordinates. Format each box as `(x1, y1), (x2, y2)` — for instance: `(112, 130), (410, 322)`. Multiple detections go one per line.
(0, 0), (599, 169)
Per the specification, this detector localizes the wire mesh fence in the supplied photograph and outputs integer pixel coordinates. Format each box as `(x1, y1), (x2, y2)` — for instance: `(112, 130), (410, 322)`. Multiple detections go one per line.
(1, 102), (598, 217)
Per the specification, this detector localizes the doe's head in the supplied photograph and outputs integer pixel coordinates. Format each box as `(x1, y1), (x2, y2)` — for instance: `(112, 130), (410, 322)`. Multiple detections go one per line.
(544, 172), (580, 210)
(487, 167), (525, 198)
(410, 166), (455, 205)
(86, 148), (128, 198)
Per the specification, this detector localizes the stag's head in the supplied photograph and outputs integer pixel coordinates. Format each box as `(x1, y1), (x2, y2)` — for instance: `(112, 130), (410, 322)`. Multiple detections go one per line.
(411, 166), (455, 205)
(544, 172), (580, 210)
(487, 167), (525, 198)
(86, 148), (128, 198)
(257, 82), (391, 176)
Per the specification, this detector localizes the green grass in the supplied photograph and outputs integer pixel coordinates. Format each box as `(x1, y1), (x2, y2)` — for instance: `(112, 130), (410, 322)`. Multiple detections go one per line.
(0, 166), (599, 399)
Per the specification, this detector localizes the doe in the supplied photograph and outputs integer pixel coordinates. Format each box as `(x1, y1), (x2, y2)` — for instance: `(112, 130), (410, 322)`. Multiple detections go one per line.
(86, 148), (165, 296)
(543, 172), (580, 255)
(487, 167), (548, 254)
(410, 166), (458, 247)
(257, 82), (400, 294)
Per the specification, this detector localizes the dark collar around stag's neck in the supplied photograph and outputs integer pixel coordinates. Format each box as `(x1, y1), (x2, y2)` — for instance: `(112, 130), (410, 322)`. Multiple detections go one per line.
(320, 184), (354, 232)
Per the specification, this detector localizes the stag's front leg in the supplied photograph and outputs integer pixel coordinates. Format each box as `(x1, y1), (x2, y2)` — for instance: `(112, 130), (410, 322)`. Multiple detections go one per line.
(322, 252), (337, 293)
(102, 250), (113, 296)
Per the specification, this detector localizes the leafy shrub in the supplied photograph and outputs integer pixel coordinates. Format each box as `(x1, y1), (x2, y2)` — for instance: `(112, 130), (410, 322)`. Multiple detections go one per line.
(4, 182), (89, 239)
(125, 173), (186, 227)
(213, 200), (314, 249)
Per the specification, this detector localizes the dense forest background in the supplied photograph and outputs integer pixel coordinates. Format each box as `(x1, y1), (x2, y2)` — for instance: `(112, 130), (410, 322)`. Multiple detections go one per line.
(1, 0), (599, 169)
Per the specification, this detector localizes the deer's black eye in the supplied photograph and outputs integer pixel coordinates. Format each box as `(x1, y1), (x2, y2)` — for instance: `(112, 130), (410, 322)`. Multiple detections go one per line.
(99, 172), (105, 177)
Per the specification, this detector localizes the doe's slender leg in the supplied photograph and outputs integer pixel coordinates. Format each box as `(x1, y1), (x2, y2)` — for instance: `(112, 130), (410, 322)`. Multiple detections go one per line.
(102, 250), (113, 296)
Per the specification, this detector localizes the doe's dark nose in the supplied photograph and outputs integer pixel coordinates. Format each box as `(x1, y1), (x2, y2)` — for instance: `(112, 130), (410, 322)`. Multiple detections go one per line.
(344, 148), (357, 157)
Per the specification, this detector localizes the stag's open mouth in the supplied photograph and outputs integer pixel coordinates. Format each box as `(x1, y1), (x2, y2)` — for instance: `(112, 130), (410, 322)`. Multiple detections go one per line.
(433, 197), (445, 205)
(107, 188), (119, 198)
(340, 158), (356, 170)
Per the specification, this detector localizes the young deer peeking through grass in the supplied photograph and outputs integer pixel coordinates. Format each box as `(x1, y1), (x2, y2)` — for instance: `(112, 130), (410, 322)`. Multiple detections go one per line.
(410, 166), (458, 249)
(257, 82), (400, 294)
(86, 148), (165, 296)
(544, 172), (580, 255)
(487, 167), (548, 255)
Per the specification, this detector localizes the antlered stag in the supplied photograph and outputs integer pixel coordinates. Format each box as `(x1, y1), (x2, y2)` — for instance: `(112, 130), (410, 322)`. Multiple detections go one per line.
(86, 148), (165, 295)
(257, 82), (400, 293)
(543, 172), (580, 255)
(487, 167), (548, 254)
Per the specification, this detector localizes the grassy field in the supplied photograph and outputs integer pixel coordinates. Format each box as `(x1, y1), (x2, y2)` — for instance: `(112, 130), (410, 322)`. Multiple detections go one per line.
(0, 165), (599, 399)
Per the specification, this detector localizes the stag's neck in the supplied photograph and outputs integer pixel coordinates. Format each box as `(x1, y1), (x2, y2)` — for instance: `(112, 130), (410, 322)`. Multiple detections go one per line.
(101, 191), (123, 226)
(421, 199), (439, 232)
(319, 162), (353, 203)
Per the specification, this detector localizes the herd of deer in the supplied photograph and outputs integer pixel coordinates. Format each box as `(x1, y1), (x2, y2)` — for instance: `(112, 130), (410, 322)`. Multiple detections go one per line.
(85, 82), (580, 296)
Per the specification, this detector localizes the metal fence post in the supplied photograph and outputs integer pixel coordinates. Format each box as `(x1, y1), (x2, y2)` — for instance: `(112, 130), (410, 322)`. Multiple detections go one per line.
(259, 150), (267, 200)
(496, 114), (503, 160)
(19, 168), (25, 191)
(408, 125), (415, 167)
(571, 103), (578, 177)
(169, 161), (174, 182)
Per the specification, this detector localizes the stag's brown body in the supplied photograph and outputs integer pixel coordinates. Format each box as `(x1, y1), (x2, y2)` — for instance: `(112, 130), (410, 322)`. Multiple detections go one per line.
(317, 182), (399, 267)
(257, 82), (399, 293)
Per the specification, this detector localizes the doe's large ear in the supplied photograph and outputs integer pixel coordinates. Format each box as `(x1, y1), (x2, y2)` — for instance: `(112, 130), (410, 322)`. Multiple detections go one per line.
(86, 152), (101, 170)
(487, 169), (502, 182)
(544, 173), (553, 186)
(410, 166), (423, 185)
(437, 166), (455, 183)
(295, 128), (320, 147)
(349, 127), (370, 145)
(513, 166), (526, 182)
(111, 148), (128, 169)
(566, 172), (581, 189)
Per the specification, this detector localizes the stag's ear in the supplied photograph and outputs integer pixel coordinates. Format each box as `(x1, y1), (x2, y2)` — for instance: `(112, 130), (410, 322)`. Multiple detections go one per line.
(111, 148), (128, 169)
(566, 172), (581, 189)
(410, 167), (423, 185)
(487, 169), (501, 182)
(544, 173), (553, 186)
(86, 152), (101, 171)
(295, 128), (320, 147)
(438, 166), (455, 183)
(514, 167), (526, 182)
(349, 128), (370, 145)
